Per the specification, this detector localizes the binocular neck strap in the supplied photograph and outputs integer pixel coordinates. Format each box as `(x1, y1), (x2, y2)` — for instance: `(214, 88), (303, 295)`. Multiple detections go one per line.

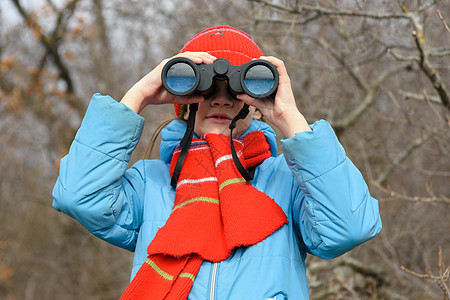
(229, 104), (253, 182)
(171, 103), (198, 188)
(171, 103), (253, 188)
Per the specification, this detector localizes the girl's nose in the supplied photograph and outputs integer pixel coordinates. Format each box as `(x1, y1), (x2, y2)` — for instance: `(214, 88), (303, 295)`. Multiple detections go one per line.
(210, 81), (234, 107)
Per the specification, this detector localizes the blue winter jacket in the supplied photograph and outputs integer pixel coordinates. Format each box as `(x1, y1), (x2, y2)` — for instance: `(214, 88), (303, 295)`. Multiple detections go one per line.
(52, 94), (382, 299)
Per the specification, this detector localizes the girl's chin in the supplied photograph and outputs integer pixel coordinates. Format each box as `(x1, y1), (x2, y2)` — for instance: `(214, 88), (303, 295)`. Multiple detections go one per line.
(195, 126), (231, 137)
(195, 120), (249, 137)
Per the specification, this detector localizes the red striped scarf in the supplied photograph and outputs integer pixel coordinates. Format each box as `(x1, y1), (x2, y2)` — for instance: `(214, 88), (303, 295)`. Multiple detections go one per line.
(120, 131), (288, 299)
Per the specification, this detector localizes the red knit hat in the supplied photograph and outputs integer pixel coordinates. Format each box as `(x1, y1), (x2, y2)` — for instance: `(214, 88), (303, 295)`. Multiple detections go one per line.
(174, 25), (263, 118)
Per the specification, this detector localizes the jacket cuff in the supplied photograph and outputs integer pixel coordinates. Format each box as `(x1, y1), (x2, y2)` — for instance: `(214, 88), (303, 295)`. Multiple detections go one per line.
(75, 93), (145, 162)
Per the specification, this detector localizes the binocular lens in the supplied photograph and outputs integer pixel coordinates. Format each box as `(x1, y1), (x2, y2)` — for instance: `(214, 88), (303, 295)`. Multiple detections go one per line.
(165, 62), (197, 93)
(162, 57), (278, 99)
(244, 65), (275, 96)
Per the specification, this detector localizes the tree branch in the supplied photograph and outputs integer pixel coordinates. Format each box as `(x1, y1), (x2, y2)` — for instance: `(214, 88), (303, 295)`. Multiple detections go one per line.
(10, 0), (80, 94)
(295, 34), (411, 134)
(249, 0), (409, 19)
(399, 90), (442, 104)
(429, 47), (450, 57)
(373, 181), (450, 204)
(388, 48), (419, 62)
(437, 9), (450, 32)
(374, 129), (435, 185)
(316, 37), (368, 90)
(411, 29), (450, 109)
(0, 71), (58, 127)
(253, 14), (321, 26)
(309, 255), (387, 285)
(401, 247), (450, 299)
(332, 63), (408, 133)
(386, 9), (450, 110)
(10, 0), (85, 117)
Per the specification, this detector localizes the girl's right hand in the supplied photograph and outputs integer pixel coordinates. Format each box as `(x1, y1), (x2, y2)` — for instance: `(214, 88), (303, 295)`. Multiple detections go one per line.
(120, 52), (216, 114)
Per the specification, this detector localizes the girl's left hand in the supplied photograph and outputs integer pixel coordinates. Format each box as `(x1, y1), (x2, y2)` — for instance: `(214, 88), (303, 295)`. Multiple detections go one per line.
(237, 56), (311, 137)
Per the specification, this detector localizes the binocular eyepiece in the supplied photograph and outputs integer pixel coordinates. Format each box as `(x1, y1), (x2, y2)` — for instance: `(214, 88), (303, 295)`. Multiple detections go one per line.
(161, 57), (278, 99)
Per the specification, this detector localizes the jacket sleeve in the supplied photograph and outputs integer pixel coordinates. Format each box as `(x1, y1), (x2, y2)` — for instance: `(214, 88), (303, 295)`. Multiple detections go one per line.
(281, 120), (382, 259)
(52, 94), (146, 251)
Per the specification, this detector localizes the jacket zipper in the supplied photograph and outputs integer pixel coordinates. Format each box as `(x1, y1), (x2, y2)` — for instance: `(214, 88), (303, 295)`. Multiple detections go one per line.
(209, 262), (218, 300)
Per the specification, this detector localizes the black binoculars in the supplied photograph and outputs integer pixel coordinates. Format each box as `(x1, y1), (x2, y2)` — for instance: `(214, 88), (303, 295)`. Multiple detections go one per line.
(161, 57), (278, 99)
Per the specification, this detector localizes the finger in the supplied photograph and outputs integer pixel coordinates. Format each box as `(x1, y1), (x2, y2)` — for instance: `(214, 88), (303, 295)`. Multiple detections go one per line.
(258, 55), (284, 67)
(258, 55), (290, 84)
(174, 51), (217, 64)
(257, 56), (294, 103)
(184, 93), (205, 104)
(236, 93), (262, 109)
(168, 93), (205, 105)
(180, 51), (216, 60)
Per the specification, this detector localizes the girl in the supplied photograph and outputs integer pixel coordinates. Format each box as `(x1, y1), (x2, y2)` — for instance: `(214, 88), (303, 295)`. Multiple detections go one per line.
(53, 25), (382, 299)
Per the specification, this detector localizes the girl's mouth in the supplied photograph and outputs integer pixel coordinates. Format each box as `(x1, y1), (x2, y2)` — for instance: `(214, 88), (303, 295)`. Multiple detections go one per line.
(207, 113), (232, 120)
(207, 113), (232, 124)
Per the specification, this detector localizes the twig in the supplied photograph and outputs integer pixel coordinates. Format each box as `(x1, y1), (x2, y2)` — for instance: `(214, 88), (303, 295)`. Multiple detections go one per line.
(309, 255), (387, 283)
(11, 0), (80, 95)
(317, 37), (368, 90)
(399, 90), (441, 104)
(374, 128), (436, 185)
(334, 269), (359, 298)
(401, 247), (450, 299)
(249, 0), (409, 19)
(388, 48), (419, 62)
(410, 21), (450, 110)
(332, 63), (407, 133)
(437, 9), (450, 33)
(253, 14), (321, 26)
(372, 181), (450, 204)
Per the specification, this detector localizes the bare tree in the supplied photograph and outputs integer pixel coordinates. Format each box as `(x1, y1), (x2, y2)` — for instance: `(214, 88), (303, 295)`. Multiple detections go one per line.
(1, 0), (448, 299)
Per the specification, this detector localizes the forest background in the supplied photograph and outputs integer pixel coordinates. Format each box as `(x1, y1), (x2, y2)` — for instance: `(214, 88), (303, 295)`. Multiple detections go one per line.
(0, 0), (449, 299)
